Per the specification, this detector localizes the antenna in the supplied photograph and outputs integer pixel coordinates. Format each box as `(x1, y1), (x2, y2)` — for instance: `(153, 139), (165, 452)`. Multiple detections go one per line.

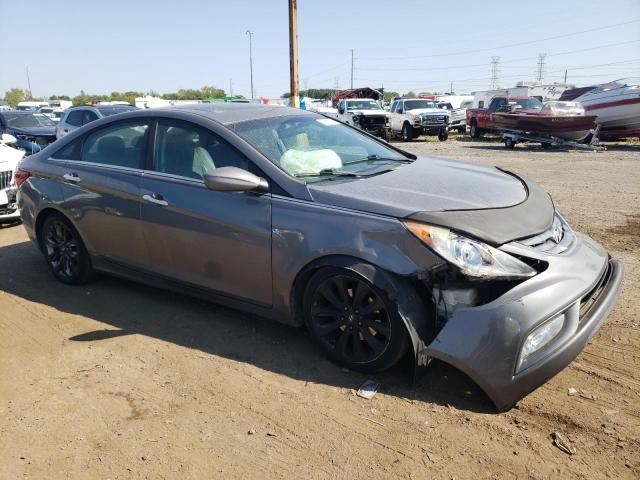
(536, 53), (547, 82)
(489, 56), (500, 89)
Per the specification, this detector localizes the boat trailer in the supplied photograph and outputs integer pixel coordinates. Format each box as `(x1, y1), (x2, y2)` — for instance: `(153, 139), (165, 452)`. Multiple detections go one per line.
(501, 125), (605, 151)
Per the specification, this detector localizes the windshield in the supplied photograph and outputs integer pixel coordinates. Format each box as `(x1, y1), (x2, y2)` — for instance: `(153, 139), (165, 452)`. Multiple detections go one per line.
(346, 100), (381, 110)
(1, 112), (54, 127)
(404, 100), (438, 110)
(53, 111), (64, 118)
(96, 105), (137, 116)
(231, 114), (409, 182)
(512, 98), (543, 109)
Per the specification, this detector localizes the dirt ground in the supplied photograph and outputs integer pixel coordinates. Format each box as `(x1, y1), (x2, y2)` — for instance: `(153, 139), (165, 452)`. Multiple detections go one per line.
(1, 137), (638, 479)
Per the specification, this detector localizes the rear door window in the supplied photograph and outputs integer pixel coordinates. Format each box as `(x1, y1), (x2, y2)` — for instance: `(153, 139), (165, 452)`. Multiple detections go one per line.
(82, 110), (99, 125)
(81, 121), (149, 169)
(65, 110), (84, 127)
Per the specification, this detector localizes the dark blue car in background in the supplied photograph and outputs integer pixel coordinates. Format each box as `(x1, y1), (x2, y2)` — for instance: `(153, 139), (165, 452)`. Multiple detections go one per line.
(0, 111), (57, 154)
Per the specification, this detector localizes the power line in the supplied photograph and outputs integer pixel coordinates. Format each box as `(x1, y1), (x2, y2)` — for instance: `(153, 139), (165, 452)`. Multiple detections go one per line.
(358, 19), (640, 61)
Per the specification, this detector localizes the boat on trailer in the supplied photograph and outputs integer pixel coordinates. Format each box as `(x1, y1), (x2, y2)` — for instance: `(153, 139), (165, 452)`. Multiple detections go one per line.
(559, 78), (640, 140)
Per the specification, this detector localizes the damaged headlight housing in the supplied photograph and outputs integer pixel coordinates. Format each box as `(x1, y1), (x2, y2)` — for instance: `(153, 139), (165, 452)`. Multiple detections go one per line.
(404, 222), (537, 279)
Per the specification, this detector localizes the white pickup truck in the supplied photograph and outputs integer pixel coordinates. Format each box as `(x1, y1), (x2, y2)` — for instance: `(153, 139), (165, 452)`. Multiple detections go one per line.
(388, 98), (450, 141)
(334, 98), (390, 138)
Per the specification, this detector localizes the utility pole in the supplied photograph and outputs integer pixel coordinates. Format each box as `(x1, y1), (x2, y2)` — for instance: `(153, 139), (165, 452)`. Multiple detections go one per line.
(489, 56), (500, 89)
(536, 53), (547, 82)
(245, 30), (255, 100)
(450, 81), (453, 94)
(350, 49), (355, 89)
(229, 78), (233, 97)
(564, 69), (568, 84)
(289, 0), (299, 108)
(26, 66), (32, 98)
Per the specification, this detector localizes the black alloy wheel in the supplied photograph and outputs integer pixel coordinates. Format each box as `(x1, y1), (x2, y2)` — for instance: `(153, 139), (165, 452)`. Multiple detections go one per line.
(41, 214), (93, 284)
(304, 269), (409, 372)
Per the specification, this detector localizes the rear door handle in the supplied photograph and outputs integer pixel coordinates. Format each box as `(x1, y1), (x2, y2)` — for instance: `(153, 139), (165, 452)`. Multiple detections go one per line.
(142, 194), (169, 207)
(63, 173), (81, 183)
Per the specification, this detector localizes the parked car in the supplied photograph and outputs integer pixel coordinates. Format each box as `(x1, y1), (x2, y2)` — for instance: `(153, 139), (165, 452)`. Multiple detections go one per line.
(0, 133), (25, 223)
(16, 101), (49, 111)
(56, 104), (138, 139)
(16, 104), (622, 411)
(466, 96), (543, 138)
(334, 98), (390, 138)
(437, 102), (466, 134)
(388, 98), (450, 141)
(0, 111), (57, 154)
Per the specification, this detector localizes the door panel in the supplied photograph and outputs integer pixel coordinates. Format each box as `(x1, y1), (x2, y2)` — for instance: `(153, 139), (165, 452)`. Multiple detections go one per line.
(139, 119), (272, 306)
(55, 120), (150, 267)
(59, 162), (147, 267)
(139, 174), (272, 306)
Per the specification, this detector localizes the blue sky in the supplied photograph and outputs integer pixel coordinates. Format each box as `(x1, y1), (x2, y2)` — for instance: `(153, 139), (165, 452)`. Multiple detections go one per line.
(1, 0), (639, 98)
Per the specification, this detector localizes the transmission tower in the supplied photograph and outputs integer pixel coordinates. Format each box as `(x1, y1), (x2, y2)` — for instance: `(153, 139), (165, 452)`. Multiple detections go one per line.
(489, 56), (500, 89)
(536, 53), (547, 82)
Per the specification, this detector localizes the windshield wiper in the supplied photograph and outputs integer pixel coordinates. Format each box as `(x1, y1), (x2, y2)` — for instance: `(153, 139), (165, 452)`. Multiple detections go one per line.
(344, 154), (413, 166)
(294, 168), (359, 178)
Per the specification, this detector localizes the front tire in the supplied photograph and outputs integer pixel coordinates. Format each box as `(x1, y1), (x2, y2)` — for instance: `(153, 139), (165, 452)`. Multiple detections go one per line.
(438, 129), (449, 141)
(303, 268), (410, 373)
(41, 213), (94, 284)
(401, 122), (414, 142)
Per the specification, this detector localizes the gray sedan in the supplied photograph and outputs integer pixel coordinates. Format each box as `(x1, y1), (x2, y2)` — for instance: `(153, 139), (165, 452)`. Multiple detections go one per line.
(15, 104), (623, 410)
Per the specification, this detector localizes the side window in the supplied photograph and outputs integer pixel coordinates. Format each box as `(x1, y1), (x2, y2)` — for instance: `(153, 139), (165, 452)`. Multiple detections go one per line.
(65, 110), (84, 127)
(154, 121), (249, 180)
(390, 101), (397, 113)
(52, 136), (83, 160)
(478, 101), (485, 108)
(81, 121), (149, 168)
(82, 110), (99, 125)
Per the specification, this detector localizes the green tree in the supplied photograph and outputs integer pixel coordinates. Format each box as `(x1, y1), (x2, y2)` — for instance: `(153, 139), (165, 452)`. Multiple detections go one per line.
(403, 91), (416, 98)
(49, 94), (71, 101)
(5, 88), (27, 107)
(383, 91), (400, 103)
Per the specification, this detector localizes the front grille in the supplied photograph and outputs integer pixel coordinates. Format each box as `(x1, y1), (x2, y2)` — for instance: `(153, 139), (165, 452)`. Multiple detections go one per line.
(0, 170), (12, 190)
(422, 115), (446, 125)
(579, 262), (612, 320)
(362, 116), (386, 126)
(517, 222), (574, 254)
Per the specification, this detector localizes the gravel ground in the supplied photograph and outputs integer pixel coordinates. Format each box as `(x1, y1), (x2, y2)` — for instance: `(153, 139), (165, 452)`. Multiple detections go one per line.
(0, 136), (638, 479)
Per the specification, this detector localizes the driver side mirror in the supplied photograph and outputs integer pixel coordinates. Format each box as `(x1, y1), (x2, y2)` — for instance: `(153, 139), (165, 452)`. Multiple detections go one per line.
(204, 167), (269, 194)
(397, 107), (403, 114)
(338, 105), (345, 114)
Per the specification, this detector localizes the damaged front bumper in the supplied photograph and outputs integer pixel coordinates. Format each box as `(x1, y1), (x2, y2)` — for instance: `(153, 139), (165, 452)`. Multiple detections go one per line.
(416, 232), (623, 411)
(0, 187), (20, 222)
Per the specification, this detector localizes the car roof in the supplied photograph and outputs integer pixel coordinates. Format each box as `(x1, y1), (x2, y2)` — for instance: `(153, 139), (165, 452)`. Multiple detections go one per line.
(161, 103), (310, 125)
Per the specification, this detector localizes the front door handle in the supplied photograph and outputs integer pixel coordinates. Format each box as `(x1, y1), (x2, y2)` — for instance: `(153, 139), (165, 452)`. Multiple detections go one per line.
(63, 173), (81, 183)
(142, 194), (169, 207)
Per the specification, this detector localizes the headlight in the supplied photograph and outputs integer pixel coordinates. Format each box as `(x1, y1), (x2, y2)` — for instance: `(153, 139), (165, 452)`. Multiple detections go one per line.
(517, 313), (565, 372)
(404, 222), (537, 279)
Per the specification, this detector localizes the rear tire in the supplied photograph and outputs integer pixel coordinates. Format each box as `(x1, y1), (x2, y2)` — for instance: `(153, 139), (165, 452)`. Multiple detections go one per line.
(401, 123), (414, 142)
(469, 121), (481, 138)
(40, 213), (94, 285)
(504, 137), (516, 149)
(303, 267), (410, 373)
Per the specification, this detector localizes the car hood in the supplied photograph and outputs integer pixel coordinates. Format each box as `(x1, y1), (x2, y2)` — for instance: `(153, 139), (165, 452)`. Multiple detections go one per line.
(6, 126), (56, 136)
(406, 108), (450, 116)
(349, 110), (388, 116)
(308, 157), (527, 217)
